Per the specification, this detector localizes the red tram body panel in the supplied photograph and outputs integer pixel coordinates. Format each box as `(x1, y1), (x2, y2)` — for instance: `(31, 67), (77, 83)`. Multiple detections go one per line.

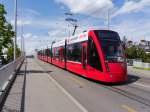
(37, 30), (127, 83)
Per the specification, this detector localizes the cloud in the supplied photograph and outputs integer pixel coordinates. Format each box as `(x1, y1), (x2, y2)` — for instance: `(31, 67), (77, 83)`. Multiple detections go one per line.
(23, 33), (33, 38)
(14, 0), (150, 55)
(17, 33), (52, 55)
(113, 0), (150, 17)
(55, 0), (150, 19)
(26, 9), (40, 16)
(11, 19), (31, 26)
(111, 19), (150, 41)
(55, 0), (113, 17)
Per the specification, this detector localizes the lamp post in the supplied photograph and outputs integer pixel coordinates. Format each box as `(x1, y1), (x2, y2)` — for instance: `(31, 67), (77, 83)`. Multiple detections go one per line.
(14, 0), (17, 60)
(107, 9), (110, 30)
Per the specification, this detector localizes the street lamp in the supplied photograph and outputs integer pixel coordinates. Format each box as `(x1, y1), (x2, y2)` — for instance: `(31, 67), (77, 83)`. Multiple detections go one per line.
(14, 0), (17, 60)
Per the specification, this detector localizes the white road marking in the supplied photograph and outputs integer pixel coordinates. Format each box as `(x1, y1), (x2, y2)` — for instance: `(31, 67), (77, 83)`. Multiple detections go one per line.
(8, 74), (13, 81)
(48, 75), (88, 112)
(38, 64), (88, 112)
(0, 92), (2, 96)
(122, 105), (137, 112)
(133, 82), (150, 88)
(1, 81), (9, 91)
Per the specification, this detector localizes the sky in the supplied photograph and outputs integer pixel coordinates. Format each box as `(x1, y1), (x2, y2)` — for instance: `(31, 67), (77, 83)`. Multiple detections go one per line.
(0, 0), (150, 55)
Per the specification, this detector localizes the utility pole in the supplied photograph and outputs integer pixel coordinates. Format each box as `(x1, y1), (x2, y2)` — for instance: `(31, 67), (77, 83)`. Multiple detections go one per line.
(21, 27), (23, 54)
(21, 26), (25, 56)
(14, 0), (17, 60)
(23, 32), (25, 56)
(107, 9), (110, 30)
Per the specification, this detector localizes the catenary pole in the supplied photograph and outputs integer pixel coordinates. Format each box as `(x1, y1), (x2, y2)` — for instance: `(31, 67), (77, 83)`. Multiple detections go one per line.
(14, 0), (17, 60)
(107, 9), (110, 30)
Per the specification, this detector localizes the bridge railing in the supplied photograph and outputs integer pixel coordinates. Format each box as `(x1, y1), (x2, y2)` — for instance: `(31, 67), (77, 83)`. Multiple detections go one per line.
(0, 56), (24, 108)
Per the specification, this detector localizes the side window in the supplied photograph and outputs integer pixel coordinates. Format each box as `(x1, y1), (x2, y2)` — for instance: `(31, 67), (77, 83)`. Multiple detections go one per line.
(88, 38), (102, 71)
(58, 47), (64, 61)
(49, 48), (52, 57)
(55, 47), (59, 58)
(67, 43), (82, 62)
(46, 49), (50, 57)
(72, 43), (82, 62)
(62, 47), (65, 60)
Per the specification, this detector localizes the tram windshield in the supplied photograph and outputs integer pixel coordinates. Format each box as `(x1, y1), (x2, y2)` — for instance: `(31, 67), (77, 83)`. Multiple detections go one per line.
(95, 30), (125, 62)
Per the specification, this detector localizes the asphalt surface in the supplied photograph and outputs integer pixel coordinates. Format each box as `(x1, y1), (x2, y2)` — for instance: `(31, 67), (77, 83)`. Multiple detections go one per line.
(2, 58), (150, 112)
(36, 58), (150, 112)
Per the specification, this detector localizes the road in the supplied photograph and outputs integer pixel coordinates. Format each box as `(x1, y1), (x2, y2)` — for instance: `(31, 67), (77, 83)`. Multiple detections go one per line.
(36, 58), (150, 112)
(2, 58), (150, 112)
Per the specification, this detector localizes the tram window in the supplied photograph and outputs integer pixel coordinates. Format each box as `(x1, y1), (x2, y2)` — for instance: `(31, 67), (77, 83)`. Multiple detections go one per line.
(67, 43), (82, 62)
(43, 50), (45, 56)
(49, 49), (52, 57)
(55, 47), (60, 58)
(62, 47), (65, 60)
(88, 38), (102, 71)
(46, 49), (49, 57)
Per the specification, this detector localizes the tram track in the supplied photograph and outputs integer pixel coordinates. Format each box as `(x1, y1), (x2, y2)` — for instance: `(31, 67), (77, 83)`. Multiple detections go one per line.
(125, 84), (150, 94)
(101, 85), (150, 107)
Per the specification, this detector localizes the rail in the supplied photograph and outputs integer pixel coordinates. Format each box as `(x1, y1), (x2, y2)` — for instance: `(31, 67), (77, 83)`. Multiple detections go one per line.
(0, 56), (24, 109)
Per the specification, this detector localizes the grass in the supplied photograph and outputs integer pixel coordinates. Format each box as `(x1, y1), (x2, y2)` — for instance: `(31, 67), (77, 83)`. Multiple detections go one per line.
(133, 67), (150, 71)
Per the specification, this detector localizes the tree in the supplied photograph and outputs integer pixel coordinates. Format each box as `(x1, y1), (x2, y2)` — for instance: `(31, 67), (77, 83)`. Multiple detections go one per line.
(0, 4), (14, 64)
(125, 46), (150, 63)
(146, 53), (150, 63)
(125, 46), (137, 59)
(6, 45), (21, 62)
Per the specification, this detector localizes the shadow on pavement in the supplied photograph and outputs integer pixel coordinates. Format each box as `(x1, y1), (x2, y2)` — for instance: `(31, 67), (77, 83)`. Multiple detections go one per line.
(89, 74), (140, 86)
(68, 70), (140, 86)
(20, 61), (27, 112)
(24, 70), (52, 74)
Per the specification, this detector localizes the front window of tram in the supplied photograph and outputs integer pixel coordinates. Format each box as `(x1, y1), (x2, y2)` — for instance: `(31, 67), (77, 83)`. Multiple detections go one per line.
(100, 40), (125, 62)
(95, 30), (125, 62)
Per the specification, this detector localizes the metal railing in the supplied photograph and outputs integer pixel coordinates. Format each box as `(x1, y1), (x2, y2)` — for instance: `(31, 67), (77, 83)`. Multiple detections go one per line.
(0, 56), (24, 109)
(0, 56), (24, 91)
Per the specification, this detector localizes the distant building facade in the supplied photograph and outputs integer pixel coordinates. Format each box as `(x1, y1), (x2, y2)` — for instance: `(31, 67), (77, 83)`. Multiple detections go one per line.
(126, 39), (150, 53)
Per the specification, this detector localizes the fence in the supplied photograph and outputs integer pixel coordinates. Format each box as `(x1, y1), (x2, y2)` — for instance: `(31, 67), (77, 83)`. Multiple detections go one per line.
(0, 56), (24, 109)
(126, 59), (134, 66)
(133, 61), (150, 69)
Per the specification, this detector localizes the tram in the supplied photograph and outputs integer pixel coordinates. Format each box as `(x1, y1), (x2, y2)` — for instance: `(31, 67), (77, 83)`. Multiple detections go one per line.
(38, 30), (127, 82)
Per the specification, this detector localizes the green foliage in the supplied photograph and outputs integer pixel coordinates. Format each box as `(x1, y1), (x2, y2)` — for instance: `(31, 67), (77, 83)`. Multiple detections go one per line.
(6, 46), (21, 62)
(143, 53), (150, 63)
(125, 46), (137, 59)
(16, 47), (21, 57)
(0, 4), (15, 64)
(6, 46), (13, 62)
(125, 46), (150, 63)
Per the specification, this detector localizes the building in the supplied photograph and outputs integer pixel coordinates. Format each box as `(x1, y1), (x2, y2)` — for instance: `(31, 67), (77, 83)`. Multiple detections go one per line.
(126, 38), (150, 54)
(139, 40), (150, 53)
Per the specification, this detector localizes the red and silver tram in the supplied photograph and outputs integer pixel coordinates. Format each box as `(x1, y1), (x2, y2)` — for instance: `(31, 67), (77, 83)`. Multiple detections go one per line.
(38, 30), (127, 83)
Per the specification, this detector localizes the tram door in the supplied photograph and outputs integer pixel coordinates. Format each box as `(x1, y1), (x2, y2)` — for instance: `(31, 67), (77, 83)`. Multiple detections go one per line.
(82, 43), (87, 69)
